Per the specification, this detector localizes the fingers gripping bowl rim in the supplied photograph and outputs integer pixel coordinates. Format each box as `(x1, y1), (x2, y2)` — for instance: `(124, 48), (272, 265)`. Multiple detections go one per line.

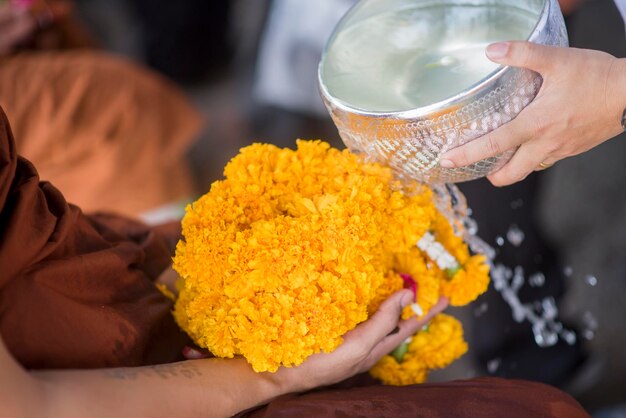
(318, 0), (568, 184)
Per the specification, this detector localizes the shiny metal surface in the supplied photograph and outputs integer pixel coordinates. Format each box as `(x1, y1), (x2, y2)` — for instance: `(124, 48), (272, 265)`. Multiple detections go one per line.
(319, 0), (568, 184)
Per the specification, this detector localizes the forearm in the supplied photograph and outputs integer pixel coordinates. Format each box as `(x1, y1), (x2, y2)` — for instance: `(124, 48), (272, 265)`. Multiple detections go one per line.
(33, 358), (286, 418)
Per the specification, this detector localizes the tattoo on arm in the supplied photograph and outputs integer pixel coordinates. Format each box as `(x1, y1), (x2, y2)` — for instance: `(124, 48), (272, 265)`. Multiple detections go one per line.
(103, 362), (203, 381)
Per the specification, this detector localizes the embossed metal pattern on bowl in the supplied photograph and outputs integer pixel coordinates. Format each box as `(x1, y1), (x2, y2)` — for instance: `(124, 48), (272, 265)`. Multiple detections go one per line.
(319, 0), (568, 184)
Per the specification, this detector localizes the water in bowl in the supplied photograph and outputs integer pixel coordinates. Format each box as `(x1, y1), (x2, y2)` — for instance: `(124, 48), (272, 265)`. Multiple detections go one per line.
(322, 3), (540, 112)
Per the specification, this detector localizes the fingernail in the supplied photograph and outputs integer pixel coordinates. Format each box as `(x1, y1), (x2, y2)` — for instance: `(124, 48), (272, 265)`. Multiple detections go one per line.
(410, 302), (423, 317)
(400, 291), (414, 308)
(439, 159), (455, 169)
(486, 42), (510, 60)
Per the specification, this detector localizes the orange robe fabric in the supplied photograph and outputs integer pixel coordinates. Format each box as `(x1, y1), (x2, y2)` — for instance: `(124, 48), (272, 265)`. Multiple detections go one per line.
(0, 50), (201, 217)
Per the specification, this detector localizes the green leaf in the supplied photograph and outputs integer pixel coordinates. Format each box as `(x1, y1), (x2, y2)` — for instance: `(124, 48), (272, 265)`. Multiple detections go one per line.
(391, 341), (409, 363)
(446, 265), (461, 278)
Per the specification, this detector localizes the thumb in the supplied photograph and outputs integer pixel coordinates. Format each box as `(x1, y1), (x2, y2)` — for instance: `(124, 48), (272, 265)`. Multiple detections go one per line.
(356, 290), (414, 347)
(485, 41), (561, 74)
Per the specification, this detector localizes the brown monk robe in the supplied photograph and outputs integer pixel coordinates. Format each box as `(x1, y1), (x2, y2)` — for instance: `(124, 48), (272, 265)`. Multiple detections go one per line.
(0, 105), (188, 368)
(0, 108), (589, 417)
(0, 50), (201, 217)
(238, 376), (590, 417)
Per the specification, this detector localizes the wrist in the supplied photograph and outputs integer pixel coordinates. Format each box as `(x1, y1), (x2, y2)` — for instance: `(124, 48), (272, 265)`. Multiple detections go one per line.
(219, 359), (294, 413)
(606, 57), (626, 132)
(263, 367), (300, 395)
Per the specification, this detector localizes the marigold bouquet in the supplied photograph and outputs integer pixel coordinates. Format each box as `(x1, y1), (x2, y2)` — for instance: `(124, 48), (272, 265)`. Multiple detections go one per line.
(172, 140), (489, 384)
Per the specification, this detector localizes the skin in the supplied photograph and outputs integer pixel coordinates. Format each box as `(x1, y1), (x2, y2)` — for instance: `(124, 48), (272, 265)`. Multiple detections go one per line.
(440, 41), (626, 187)
(0, 289), (448, 418)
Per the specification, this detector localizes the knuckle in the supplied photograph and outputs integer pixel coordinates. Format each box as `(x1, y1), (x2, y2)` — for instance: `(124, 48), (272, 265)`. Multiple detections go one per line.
(543, 140), (561, 156)
(494, 177), (515, 187)
(490, 165), (524, 187)
(378, 300), (401, 320)
(489, 175), (508, 187)
(456, 147), (471, 166)
(521, 47), (535, 68)
(509, 168), (528, 184)
(531, 116), (548, 138)
(514, 42), (538, 68)
(486, 135), (502, 156)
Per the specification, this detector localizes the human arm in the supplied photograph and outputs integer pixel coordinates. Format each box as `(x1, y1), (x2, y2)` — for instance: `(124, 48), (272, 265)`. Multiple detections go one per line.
(1, 290), (447, 418)
(440, 41), (626, 186)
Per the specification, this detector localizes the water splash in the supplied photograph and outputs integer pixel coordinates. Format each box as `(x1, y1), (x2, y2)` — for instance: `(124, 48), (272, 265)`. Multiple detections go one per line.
(432, 183), (581, 348)
(584, 275), (598, 287)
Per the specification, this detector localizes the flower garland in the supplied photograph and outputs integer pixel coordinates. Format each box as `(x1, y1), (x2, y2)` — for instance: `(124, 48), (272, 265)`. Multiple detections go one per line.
(369, 314), (468, 385)
(172, 140), (489, 382)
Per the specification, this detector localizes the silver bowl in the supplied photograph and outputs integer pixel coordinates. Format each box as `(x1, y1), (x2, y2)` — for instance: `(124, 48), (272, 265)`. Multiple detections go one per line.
(319, 0), (568, 184)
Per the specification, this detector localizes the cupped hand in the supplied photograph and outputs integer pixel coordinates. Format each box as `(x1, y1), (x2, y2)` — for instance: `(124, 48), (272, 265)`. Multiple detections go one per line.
(0, 3), (37, 56)
(271, 290), (449, 393)
(440, 41), (626, 187)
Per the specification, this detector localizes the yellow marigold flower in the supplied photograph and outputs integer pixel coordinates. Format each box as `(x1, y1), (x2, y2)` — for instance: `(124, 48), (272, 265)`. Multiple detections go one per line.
(408, 313), (468, 369)
(369, 355), (429, 386)
(172, 140), (489, 376)
(432, 211), (470, 264)
(439, 255), (490, 306)
(370, 314), (467, 385)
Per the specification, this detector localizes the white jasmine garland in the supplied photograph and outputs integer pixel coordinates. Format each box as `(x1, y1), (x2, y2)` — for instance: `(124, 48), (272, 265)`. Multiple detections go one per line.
(416, 232), (459, 271)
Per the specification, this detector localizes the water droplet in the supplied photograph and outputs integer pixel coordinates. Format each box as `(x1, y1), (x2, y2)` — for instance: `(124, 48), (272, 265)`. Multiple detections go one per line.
(584, 275), (598, 287)
(563, 266), (573, 277)
(511, 266), (524, 291)
(581, 311), (598, 340)
(474, 302), (488, 317)
(511, 303), (526, 323)
(433, 186), (575, 351)
(541, 297), (558, 320)
(440, 55), (455, 66)
(506, 224), (525, 247)
(561, 330), (577, 345)
(582, 329), (595, 340)
(510, 199), (524, 210)
(528, 272), (545, 287)
(487, 358), (501, 374)
(532, 322), (559, 347)
(582, 311), (598, 330)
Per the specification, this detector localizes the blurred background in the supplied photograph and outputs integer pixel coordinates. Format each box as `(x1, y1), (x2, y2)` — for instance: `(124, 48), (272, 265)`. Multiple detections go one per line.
(1, 0), (624, 415)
